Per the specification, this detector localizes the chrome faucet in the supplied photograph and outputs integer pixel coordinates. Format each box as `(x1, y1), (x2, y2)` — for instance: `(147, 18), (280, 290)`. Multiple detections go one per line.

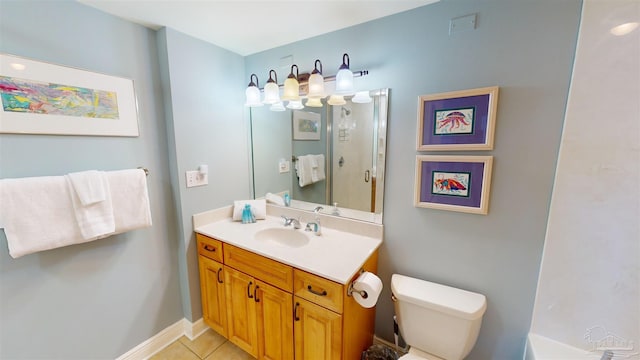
(305, 207), (323, 236)
(281, 215), (301, 229)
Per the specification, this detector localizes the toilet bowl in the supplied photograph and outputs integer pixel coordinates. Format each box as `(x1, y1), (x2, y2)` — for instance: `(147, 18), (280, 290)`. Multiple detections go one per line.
(391, 274), (487, 360)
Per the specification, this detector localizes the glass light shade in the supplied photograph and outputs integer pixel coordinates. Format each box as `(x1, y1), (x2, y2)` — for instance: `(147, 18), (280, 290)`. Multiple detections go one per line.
(263, 82), (280, 104)
(245, 85), (263, 107)
(305, 97), (323, 107)
(327, 95), (346, 106)
(270, 102), (286, 111)
(334, 68), (354, 96)
(351, 91), (372, 104)
(282, 77), (300, 101)
(307, 73), (325, 98)
(286, 100), (304, 110)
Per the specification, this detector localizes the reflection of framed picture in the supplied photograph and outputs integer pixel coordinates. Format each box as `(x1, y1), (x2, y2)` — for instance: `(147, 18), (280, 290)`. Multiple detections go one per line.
(0, 53), (139, 136)
(417, 86), (498, 150)
(414, 155), (493, 215)
(292, 110), (321, 140)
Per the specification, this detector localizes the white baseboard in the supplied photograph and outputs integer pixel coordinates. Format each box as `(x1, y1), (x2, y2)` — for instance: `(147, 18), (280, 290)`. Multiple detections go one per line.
(116, 318), (208, 360)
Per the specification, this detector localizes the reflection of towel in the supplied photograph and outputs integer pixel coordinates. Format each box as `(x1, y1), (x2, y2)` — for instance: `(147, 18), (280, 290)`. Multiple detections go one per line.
(295, 155), (314, 187)
(310, 154), (325, 183)
(66, 171), (115, 240)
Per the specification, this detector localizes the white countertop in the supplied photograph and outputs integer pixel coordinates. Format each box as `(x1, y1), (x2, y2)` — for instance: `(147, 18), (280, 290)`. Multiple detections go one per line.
(195, 215), (382, 284)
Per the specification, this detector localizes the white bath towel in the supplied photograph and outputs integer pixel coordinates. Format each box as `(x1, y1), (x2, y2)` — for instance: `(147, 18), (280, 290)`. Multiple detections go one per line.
(106, 169), (152, 234)
(295, 155), (315, 187)
(65, 171), (115, 240)
(66, 170), (107, 205)
(0, 169), (152, 258)
(310, 154), (326, 183)
(0, 176), (86, 258)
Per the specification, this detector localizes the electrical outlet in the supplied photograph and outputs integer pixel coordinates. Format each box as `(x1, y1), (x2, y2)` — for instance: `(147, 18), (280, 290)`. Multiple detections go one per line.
(186, 170), (208, 188)
(279, 159), (290, 173)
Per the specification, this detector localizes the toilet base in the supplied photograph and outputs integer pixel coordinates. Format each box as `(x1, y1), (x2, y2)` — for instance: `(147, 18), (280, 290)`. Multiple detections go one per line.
(399, 347), (446, 360)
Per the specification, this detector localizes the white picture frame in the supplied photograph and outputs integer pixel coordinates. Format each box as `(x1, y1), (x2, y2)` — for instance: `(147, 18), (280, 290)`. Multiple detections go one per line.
(0, 53), (139, 137)
(292, 110), (321, 141)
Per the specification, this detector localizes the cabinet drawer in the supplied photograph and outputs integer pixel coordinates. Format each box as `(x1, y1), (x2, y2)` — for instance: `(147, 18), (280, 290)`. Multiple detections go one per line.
(196, 234), (223, 262)
(224, 244), (293, 292)
(294, 269), (343, 313)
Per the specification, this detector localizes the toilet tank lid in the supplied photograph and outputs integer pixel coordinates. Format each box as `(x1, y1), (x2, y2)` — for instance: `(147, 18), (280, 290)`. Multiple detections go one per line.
(391, 274), (487, 320)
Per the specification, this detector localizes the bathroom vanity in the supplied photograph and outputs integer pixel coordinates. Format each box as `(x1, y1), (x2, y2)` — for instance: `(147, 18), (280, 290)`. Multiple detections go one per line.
(194, 209), (382, 360)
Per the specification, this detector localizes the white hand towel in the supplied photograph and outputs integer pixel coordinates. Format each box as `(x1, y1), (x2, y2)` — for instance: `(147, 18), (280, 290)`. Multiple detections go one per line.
(311, 154), (326, 183)
(65, 171), (115, 240)
(106, 169), (152, 234)
(232, 199), (267, 221)
(295, 155), (314, 187)
(66, 170), (107, 205)
(265, 192), (285, 206)
(0, 176), (86, 258)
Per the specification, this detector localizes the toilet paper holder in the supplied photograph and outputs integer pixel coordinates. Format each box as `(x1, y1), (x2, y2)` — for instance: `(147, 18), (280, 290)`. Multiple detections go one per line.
(347, 269), (369, 299)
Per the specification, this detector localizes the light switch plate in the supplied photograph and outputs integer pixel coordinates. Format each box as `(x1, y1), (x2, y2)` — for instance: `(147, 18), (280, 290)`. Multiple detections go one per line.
(279, 159), (290, 174)
(186, 170), (208, 188)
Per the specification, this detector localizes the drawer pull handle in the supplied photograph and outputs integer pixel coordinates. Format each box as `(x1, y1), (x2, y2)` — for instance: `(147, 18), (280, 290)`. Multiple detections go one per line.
(307, 285), (327, 296)
(294, 302), (300, 321)
(203, 245), (216, 252)
(216, 268), (223, 284)
(247, 281), (254, 299)
(254, 285), (260, 303)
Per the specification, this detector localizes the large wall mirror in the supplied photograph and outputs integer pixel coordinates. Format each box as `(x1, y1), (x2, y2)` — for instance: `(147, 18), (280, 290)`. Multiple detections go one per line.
(250, 89), (389, 224)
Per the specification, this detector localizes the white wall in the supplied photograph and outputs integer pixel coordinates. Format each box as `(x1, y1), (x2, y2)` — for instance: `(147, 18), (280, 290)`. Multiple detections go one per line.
(530, 0), (639, 355)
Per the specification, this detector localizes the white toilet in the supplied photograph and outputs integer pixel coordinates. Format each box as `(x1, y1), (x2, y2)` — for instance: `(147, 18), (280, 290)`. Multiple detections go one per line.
(391, 274), (487, 360)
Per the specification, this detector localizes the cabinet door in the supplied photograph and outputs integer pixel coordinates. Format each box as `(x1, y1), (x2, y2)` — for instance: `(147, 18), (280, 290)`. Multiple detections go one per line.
(198, 256), (227, 337)
(225, 266), (258, 357)
(256, 280), (294, 360)
(294, 297), (342, 360)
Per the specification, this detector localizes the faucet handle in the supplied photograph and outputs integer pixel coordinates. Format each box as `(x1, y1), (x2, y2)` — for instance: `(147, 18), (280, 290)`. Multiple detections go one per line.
(313, 206), (323, 214)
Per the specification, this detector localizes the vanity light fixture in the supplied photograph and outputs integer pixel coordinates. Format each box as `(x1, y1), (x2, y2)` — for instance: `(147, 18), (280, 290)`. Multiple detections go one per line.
(245, 53), (371, 111)
(334, 53), (354, 96)
(282, 64), (300, 101)
(286, 100), (305, 110)
(263, 70), (281, 104)
(244, 74), (263, 107)
(351, 91), (372, 104)
(327, 94), (346, 106)
(307, 59), (325, 98)
(305, 97), (323, 107)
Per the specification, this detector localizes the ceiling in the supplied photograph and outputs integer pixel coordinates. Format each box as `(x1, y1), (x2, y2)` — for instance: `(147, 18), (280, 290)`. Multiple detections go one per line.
(77, 0), (439, 56)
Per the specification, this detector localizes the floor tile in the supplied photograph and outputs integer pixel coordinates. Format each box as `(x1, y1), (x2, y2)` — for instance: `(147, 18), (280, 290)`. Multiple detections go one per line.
(179, 329), (227, 358)
(149, 341), (200, 360)
(204, 341), (255, 360)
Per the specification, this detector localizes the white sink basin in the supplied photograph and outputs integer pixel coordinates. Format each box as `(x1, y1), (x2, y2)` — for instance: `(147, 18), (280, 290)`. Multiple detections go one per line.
(254, 227), (310, 248)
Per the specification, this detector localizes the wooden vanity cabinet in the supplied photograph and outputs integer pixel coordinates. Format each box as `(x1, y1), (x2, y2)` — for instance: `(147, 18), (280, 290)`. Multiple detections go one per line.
(196, 233), (378, 360)
(196, 235), (227, 337)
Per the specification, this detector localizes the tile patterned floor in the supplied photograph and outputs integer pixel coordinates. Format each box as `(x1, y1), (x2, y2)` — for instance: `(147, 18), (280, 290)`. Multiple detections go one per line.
(150, 329), (254, 360)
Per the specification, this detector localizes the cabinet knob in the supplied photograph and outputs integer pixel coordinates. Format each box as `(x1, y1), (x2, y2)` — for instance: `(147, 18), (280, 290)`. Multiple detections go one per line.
(203, 245), (216, 252)
(254, 285), (260, 303)
(247, 281), (254, 299)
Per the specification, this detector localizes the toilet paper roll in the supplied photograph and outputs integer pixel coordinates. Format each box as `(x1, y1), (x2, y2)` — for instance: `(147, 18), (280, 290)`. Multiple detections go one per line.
(352, 271), (383, 308)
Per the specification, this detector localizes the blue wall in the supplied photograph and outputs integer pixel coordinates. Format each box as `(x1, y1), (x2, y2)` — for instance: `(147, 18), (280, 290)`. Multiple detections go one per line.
(245, 1), (581, 358)
(0, 0), (582, 359)
(0, 1), (184, 358)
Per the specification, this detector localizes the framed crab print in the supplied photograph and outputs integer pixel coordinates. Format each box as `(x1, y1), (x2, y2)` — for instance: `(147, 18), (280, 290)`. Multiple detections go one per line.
(417, 86), (498, 151)
(414, 155), (493, 215)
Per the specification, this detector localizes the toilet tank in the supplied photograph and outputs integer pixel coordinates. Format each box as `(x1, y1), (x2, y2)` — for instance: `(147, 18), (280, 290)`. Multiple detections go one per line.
(391, 274), (487, 360)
